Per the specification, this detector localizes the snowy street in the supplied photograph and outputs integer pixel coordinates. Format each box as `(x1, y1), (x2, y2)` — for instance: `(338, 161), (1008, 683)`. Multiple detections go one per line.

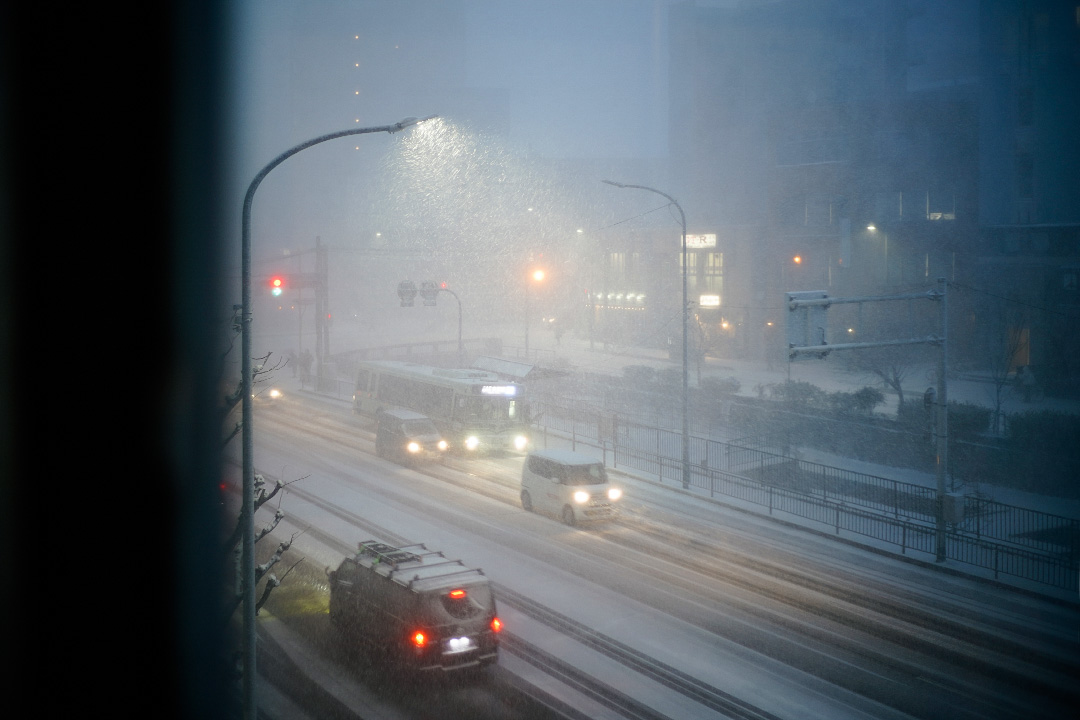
(227, 384), (1079, 720)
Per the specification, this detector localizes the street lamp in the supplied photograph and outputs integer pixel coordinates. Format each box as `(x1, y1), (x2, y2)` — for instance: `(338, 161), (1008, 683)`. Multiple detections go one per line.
(438, 284), (464, 367)
(602, 180), (690, 490)
(524, 267), (545, 358)
(238, 114), (435, 720)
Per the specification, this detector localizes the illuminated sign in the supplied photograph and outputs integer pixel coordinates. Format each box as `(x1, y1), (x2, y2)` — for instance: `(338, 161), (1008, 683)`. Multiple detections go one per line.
(686, 233), (716, 249)
(481, 385), (518, 396)
(699, 294), (720, 307)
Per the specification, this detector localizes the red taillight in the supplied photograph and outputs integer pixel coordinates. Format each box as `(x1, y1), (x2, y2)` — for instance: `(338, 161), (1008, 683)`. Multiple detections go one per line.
(412, 631), (426, 647)
(490, 617), (502, 633)
(449, 589), (466, 599)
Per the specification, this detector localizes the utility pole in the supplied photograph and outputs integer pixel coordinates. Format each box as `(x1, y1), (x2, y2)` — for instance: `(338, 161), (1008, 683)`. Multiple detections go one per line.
(285, 238), (331, 389)
(787, 283), (950, 562)
(314, 237), (330, 386)
(933, 277), (949, 562)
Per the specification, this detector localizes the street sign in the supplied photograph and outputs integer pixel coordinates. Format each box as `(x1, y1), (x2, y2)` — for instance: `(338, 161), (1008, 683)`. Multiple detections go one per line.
(786, 290), (828, 351)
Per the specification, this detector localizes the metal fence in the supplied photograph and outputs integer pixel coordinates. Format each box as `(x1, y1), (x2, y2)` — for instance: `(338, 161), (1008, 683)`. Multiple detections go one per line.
(305, 363), (1077, 593)
(534, 396), (1079, 593)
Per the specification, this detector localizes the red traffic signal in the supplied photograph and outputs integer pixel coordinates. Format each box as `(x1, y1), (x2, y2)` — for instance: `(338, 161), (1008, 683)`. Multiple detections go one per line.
(270, 276), (285, 297)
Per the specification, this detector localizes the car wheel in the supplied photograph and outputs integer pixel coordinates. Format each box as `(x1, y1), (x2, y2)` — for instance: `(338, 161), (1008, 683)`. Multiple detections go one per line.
(561, 505), (576, 527)
(521, 490), (533, 512)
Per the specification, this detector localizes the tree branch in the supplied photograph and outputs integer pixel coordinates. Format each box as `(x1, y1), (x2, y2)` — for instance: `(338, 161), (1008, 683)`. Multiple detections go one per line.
(255, 557), (305, 614)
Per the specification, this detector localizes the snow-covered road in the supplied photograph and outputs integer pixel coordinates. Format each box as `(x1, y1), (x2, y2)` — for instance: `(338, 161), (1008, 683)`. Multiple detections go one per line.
(228, 389), (1078, 720)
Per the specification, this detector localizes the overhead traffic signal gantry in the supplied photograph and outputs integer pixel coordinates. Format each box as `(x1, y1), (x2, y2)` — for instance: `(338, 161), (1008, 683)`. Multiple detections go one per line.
(419, 280), (439, 306)
(397, 280), (418, 307)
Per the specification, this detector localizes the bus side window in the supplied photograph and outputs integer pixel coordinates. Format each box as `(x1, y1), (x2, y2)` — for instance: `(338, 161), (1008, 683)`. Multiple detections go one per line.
(355, 369), (370, 393)
(431, 387), (453, 418)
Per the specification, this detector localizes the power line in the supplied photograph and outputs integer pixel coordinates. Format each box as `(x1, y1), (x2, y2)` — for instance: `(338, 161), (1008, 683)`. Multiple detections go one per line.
(950, 281), (1080, 321)
(593, 202), (673, 232)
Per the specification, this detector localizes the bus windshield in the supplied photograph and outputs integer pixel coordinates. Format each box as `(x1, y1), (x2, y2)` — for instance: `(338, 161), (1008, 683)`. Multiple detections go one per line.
(457, 396), (518, 428)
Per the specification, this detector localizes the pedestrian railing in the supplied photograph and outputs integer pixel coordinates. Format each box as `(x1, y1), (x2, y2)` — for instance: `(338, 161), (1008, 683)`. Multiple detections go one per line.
(534, 396), (1079, 593)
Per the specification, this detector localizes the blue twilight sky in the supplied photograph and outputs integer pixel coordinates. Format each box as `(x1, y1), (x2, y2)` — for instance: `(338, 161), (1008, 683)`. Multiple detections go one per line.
(228, 0), (732, 262)
(228, 0), (721, 166)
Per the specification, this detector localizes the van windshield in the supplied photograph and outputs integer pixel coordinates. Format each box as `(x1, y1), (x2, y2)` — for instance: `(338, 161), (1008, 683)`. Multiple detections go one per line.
(565, 463), (607, 485)
(402, 419), (439, 436)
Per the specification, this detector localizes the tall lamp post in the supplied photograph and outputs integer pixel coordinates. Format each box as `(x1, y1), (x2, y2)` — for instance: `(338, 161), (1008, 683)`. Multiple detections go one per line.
(602, 180), (690, 490)
(438, 285), (464, 367)
(239, 115), (435, 720)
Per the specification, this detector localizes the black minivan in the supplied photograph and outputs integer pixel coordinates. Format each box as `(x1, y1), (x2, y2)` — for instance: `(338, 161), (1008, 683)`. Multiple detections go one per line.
(375, 408), (449, 464)
(328, 540), (500, 673)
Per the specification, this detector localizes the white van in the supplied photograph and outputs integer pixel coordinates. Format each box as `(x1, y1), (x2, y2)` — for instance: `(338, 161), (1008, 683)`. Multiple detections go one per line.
(520, 449), (622, 526)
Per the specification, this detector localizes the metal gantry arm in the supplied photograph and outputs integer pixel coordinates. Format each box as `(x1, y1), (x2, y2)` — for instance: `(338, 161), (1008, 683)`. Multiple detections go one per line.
(785, 279), (950, 562)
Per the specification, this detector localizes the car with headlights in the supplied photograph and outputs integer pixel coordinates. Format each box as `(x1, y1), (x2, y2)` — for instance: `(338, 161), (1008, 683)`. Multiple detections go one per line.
(520, 449), (622, 526)
(327, 540), (501, 673)
(375, 409), (449, 464)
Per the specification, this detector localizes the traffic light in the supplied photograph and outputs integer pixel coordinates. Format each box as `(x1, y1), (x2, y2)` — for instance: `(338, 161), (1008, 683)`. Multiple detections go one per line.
(270, 276), (285, 297)
(397, 280), (417, 307)
(419, 280), (439, 306)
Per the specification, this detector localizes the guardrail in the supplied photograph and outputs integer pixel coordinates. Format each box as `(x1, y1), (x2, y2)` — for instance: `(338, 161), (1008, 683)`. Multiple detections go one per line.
(302, 366), (1078, 593)
(534, 396), (1079, 593)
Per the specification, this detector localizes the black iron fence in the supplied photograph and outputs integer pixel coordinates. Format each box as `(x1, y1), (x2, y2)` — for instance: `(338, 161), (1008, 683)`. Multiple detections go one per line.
(306, 361), (1077, 593)
(533, 396), (1079, 593)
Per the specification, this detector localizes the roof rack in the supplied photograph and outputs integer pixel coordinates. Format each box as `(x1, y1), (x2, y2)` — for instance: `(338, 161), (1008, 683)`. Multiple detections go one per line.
(357, 540), (427, 568)
(355, 540), (488, 590)
(407, 566), (486, 590)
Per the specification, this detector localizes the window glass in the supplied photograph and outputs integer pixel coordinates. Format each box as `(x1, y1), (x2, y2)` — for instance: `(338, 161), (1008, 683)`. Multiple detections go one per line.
(403, 419), (438, 435)
(459, 396), (513, 426)
(565, 463), (608, 485)
(421, 585), (493, 624)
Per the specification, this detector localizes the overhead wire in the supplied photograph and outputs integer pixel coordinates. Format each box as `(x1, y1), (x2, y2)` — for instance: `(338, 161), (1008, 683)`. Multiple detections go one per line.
(949, 281), (1080, 321)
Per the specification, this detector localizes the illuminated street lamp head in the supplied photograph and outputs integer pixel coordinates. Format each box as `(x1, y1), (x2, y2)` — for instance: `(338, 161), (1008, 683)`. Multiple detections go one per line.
(531, 269), (545, 283)
(390, 114), (438, 133)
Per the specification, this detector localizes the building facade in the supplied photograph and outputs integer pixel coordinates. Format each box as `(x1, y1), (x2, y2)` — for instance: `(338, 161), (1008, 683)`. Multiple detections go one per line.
(647, 0), (1079, 395)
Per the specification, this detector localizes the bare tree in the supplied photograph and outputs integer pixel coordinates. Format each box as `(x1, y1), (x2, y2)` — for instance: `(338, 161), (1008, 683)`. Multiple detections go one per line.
(218, 309), (305, 629)
(851, 343), (921, 417)
(984, 301), (1030, 434)
(848, 298), (937, 417)
(222, 472), (309, 622)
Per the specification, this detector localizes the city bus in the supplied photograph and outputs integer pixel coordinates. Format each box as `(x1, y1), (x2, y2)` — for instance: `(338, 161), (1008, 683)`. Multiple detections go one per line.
(353, 360), (531, 454)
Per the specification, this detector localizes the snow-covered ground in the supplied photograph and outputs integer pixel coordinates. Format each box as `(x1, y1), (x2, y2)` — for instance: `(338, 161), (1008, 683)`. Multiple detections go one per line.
(239, 387), (1078, 720)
